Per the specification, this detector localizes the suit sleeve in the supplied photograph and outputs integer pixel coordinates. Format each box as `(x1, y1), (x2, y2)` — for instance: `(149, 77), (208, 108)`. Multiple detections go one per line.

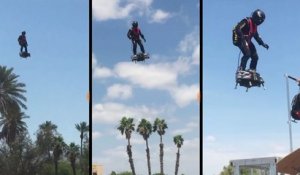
(127, 29), (132, 39)
(253, 32), (265, 45)
(139, 30), (145, 40)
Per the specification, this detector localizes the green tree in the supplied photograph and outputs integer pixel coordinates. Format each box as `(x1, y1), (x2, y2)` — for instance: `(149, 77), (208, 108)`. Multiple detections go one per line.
(173, 135), (184, 175)
(0, 66), (27, 149)
(137, 119), (152, 175)
(0, 107), (28, 147)
(36, 121), (58, 159)
(66, 142), (80, 175)
(0, 130), (47, 175)
(220, 164), (263, 175)
(52, 136), (65, 175)
(110, 171), (117, 175)
(0, 66), (27, 116)
(75, 121), (89, 156)
(81, 134), (89, 175)
(117, 171), (133, 175)
(75, 121), (89, 175)
(117, 117), (136, 175)
(153, 118), (168, 175)
(220, 164), (233, 175)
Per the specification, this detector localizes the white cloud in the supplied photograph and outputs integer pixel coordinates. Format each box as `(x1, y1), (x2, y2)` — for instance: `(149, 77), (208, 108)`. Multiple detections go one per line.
(92, 0), (174, 24)
(186, 122), (199, 128)
(171, 84), (199, 107)
(92, 53), (114, 79)
(116, 132), (145, 145)
(172, 57), (192, 74)
(93, 66), (114, 79)
(92, 131), (103, 140)
(205, 135), (216, 142)
(176, 29), (200, 66)
(192, 44), (200, 65)
(172, 128), (192, 135)
(184, 137), (200, 149)
(92, 53), (97, 69)
(115, 62), (177, 90)
(106, 84), (133, 100)
(130, 0), (153, 15)
(92, 0), (135, 21)
(98, 59), (198, 107)
(92, 0), (153, 21)
(178, 30), (199, 53)
(150, 9), (171, 23)
(172, 121), (199, 135)
(114, 59), (192, 90)
(92, 102), (161, 124)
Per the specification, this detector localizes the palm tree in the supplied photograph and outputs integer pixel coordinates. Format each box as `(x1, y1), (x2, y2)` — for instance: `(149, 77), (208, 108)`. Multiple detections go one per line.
(36, 121), (58, 159)
(82, 135), (89, 175)
(153, 118), (168, 175)
(0, 66), (27, 146)
(137, 119), (152, 175)
(117, 117), (136, 175)
(173, 135), (184, 175)
(75, 122), (89, 156)
(75, 121), (89, 175)
(52, 136), (65, 175)
(110, 171), (117, 175)
(0, 105), (28, 147)
(67, 142), (80, 175)
(0, 66), (27, 115)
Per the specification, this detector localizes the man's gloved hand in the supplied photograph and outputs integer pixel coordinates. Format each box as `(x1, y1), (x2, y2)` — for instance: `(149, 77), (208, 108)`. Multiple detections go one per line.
(143, 38), (146, 42)
(262, 43), (269, 50)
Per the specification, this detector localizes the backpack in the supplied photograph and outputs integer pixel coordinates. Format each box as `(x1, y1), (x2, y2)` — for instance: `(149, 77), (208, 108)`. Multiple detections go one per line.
(232, 26), (239, 46)
(232, 18), (257, 46)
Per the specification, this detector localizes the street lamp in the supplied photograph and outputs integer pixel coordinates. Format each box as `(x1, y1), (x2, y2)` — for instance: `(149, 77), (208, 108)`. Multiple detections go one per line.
(285, 74), (300, 153)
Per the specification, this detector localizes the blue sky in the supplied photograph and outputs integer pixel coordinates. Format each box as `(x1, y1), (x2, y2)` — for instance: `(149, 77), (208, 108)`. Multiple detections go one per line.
(204, 1), (300, 174)
(0, 1), (89, 146)
(92, 0), (199, 174)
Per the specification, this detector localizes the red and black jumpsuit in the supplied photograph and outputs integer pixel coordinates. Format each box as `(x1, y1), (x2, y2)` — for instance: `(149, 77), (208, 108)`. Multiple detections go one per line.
(233, 17), (266, 71)
(18, 34), (28, 53)
(127, 27), (145, 55)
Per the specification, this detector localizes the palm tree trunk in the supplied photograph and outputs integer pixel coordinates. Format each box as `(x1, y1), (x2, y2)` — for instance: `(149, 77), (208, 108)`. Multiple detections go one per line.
(80, 134), (83, 156)
(55, 161), (58, 175)
(72, 162), (77, 175)
(80, 135), (83, 175)
(160, 142), (164, 175)
(175, 148), (180, 175)
(127, 139), (136, 175)
(146, 139), (151, 175)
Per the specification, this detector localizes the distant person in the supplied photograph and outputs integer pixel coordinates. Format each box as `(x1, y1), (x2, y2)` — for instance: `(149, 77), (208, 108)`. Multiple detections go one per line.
(127, 21), (146, 56)
(18, 31), (28, 53)
(232, 9), (269, 72)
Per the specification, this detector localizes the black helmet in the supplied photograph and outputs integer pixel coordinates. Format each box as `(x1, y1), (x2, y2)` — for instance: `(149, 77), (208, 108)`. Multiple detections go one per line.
(252, 9), (265, 25)
(132, 21), (138, 27)
(22, 31), (26, 35)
